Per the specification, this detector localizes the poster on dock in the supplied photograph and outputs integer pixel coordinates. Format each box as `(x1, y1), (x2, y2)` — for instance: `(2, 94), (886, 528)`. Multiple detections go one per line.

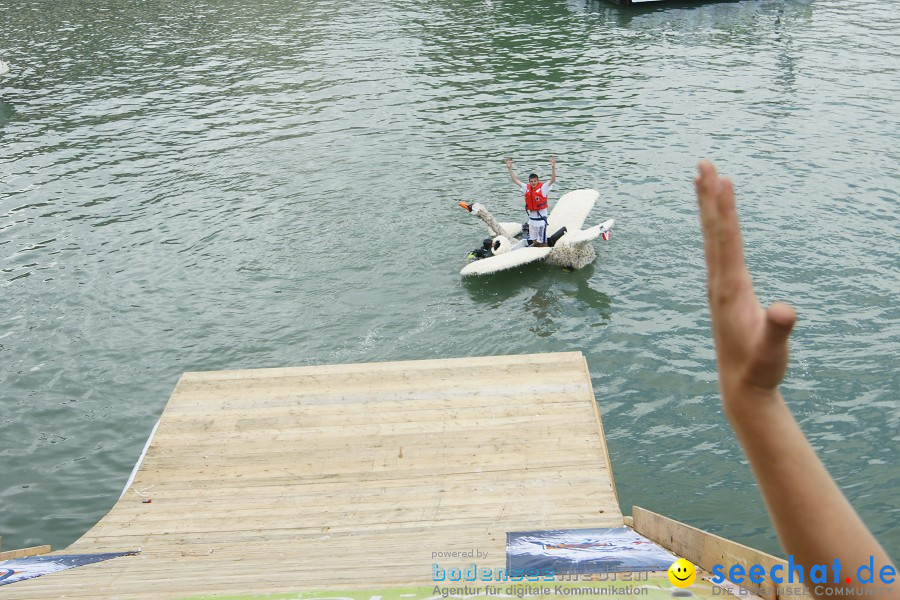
(506, 527), (677, 575)
(0, 551), (139, 586)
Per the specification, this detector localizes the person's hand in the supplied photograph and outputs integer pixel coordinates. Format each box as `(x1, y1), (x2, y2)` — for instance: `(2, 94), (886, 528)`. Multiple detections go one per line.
(549, 157), (556, 167)
(695, 161), (797, 411)
(505, 158), (513, 168)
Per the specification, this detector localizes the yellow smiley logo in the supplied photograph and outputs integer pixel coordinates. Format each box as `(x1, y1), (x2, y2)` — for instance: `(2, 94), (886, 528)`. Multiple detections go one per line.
(668, 558), (697, 588)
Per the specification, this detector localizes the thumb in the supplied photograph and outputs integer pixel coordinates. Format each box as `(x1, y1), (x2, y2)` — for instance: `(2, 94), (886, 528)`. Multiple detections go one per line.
(744, 302), (797, 390)
(762, 302), (796, 352)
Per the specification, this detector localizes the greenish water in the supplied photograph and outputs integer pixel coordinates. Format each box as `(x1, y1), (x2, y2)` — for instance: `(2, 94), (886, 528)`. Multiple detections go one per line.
(1, 0), (897, 561)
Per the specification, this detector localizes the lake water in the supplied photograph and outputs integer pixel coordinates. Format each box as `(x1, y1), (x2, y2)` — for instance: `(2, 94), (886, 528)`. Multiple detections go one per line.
(1, 0), (897, 560)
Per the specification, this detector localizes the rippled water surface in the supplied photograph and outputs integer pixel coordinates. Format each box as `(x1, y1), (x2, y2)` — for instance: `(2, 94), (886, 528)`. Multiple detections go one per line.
(1, 0), (897, 558)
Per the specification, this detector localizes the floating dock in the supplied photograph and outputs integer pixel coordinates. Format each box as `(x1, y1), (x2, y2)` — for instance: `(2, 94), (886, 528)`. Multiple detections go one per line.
(3, 352), (789, 599)
(4, 352), (629, 598)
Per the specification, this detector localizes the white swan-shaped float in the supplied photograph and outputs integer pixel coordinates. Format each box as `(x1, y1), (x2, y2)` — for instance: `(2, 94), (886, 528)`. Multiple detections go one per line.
(459, 189), (614, 276)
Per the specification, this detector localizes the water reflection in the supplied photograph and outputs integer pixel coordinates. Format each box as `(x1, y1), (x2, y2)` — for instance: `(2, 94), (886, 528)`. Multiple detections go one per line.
(0, 100), (14, 128)
(461, 264), (552, 305)
(565, 265), (613, 323)
(576, 0), (811, 36)
(461, 261), (612, 333)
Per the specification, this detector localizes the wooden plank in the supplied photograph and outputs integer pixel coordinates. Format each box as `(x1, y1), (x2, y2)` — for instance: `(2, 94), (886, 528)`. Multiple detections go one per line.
(177, 352), (585, 382)
(156, 397), (593, 428)
(114, 464), (609, 499)
(581, 354), (619, 505)
(116, 464), (610, 495)
(0, 545), (51, 561)
(74, 509), (616, 537)
(632, 506), (801, 600)
(146, 412), (599, 442)
(139, 433), (602, 461)
(161, 384), (590, 413)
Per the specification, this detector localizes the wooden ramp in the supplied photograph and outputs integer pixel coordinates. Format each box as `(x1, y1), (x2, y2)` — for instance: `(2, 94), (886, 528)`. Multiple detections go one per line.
(4, 352), (621, 598)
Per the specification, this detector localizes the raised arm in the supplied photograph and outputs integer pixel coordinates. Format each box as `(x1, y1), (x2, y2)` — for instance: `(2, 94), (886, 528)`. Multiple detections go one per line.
(695, 160), (894, 600)
(548, 157), (556, 186)
(505, 158), (523, 188)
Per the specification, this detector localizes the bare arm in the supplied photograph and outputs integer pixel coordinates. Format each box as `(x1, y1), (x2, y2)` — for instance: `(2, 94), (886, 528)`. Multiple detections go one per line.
(549, 157), (556, 186)
(505, 158), (523, 188)
(695, 160), (894, 600)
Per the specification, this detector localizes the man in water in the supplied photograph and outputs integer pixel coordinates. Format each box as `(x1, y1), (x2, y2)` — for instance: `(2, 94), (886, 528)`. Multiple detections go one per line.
(505, 157), (556, 247)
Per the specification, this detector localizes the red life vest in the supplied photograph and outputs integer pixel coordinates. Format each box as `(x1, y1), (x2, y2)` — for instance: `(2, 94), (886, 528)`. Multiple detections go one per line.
(525, 182), (548, 212)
